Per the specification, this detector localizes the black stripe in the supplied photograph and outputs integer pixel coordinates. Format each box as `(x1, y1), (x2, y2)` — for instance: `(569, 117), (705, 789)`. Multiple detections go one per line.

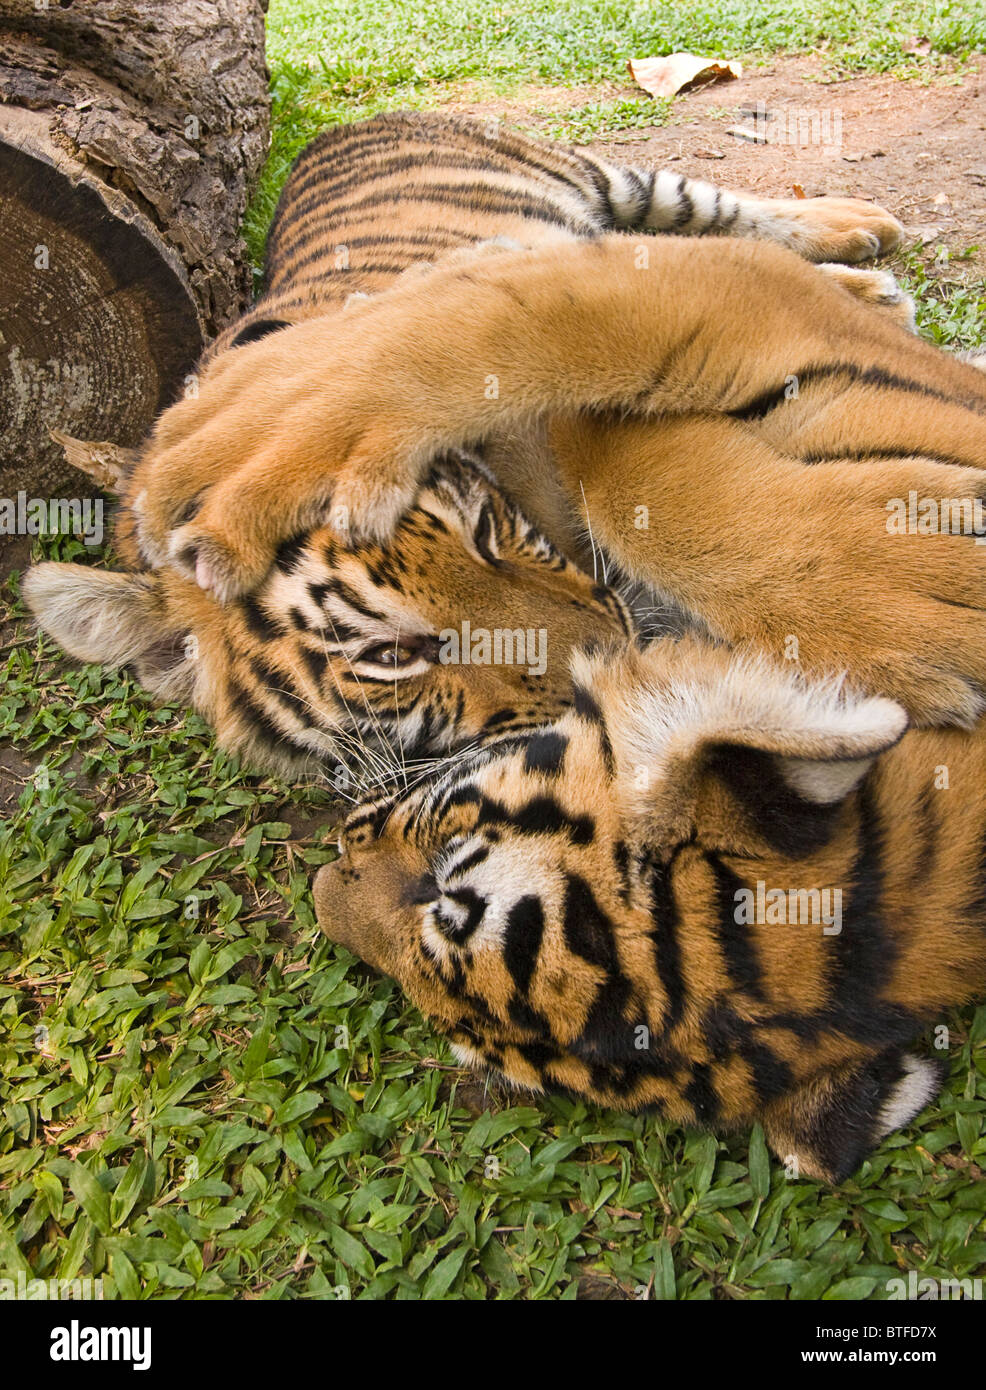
(230, 318), (291, 349)
(562, 874), (618, 972)
(502, 894), (546, 995)
(673, 173), (694, 229)
(249, 657), (314, 728)
(292, 181), (574, 230)
(507, 995), (552, 1037)
(299, 644), (328, 684)
(239, 594), (285, 642)
(575, 974), (641, 1063)
(472, 500), (501, 566)
(271, 229), (475, 281)
(802, 444), (974, 467)
(737, 1037), (793, 1106)
(648, 852), (688, 1034)
(572, 682), (605, 724)
(324, 578), (389, 624)
(705, 742), (843, 857)
(706, 853), (766, 1000)
(522, 730), (568, 777)
(477, 794), (594, 845)
(729, 360), (970, 423)
(684, 1062), (719, 1124)
(443, 842), (490, 879)
(436, 887), (487, 944)
(824, 779), (896, 1039)
(228, 677), (293, 750)
(572, 678), (615, 774)
(274, 534), (309, 575)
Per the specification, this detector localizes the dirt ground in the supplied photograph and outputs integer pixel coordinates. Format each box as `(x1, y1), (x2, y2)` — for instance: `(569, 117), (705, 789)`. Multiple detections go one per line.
(445, 54), (986, 273)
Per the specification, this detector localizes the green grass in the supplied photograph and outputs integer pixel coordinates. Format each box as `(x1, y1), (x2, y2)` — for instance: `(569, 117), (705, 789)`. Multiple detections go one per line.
(3, 0), (986, 1301)
(530, 95), (673, 145)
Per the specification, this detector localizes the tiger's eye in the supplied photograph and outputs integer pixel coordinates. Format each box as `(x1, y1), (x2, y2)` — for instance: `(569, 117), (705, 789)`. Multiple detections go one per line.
(379, 646), (413, 665)
(359, 636), (440, 667)
(360, 641), (419, 666)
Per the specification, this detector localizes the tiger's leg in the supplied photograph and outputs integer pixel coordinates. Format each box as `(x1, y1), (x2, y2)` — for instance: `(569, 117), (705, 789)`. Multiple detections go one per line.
(762, 1051), (945, 1183)
(403, 251), (919, 330)
(549, 411), (986, 724)
(133, 237), (986, 600)
(594, 150), (902, 263)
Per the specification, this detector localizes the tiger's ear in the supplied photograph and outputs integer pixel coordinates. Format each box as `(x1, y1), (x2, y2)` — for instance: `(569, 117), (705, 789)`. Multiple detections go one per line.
(763, 1048), (945, 1183)
(21, 562), (195, 701)
(580, 642), (908, 852)
(49, 429), (138, 496)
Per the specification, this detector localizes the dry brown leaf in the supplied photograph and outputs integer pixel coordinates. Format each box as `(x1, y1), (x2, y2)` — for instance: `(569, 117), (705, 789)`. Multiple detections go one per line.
(792, 183), (807, 199)
(627, 53), (742, 100)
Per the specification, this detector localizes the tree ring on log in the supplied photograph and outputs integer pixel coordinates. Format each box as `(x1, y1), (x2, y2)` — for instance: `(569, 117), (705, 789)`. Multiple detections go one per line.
(0, 105), (203, 499)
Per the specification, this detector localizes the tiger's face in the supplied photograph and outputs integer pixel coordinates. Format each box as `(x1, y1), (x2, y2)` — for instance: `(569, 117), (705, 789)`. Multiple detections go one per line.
(313, 634), (966, 1154)
(311, 636), (912, 1078)
(24, 457), (633, 778)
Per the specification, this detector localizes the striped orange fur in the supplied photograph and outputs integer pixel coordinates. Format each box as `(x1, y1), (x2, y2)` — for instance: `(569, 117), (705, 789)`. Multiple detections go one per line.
(314, 635), (986, 1182)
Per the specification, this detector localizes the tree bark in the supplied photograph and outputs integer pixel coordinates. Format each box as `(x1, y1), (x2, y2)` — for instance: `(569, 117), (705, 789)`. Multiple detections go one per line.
(0, 0), (270, 511)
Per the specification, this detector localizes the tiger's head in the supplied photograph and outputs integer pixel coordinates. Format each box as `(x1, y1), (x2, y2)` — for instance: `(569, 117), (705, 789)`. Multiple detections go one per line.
(23, 455), (633, 778)
(313, 635), (968, 1182)
(314, 634), (911, 1087)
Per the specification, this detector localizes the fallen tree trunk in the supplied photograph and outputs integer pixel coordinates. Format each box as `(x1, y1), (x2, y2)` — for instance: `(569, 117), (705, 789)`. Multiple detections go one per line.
(0, 0), (270, 508)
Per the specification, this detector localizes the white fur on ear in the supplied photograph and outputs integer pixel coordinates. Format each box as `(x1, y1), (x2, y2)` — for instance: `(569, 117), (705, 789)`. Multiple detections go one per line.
(874, 1054), (941, 1137)
(591, 646), (908, 816)
(22, 562), (163, 666)
(776, 754), (876, 804)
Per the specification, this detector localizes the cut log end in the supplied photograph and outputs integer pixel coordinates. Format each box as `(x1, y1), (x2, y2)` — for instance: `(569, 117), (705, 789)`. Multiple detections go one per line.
(0, 108), (204, 498)
(0, 0), (270, 501)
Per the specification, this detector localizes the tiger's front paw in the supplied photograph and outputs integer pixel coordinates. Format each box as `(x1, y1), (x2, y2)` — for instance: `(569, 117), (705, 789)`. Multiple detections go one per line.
(164, 478), (336, 601)
(163, 438), (428, 601)
(769, 196), (903, 263)
(167, 521), (267, 604)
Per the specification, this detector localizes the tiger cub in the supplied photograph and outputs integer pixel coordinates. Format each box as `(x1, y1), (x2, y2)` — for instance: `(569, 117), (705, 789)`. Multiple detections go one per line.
(314, 633), (986, 1183)
(24, 116), (986, 775)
